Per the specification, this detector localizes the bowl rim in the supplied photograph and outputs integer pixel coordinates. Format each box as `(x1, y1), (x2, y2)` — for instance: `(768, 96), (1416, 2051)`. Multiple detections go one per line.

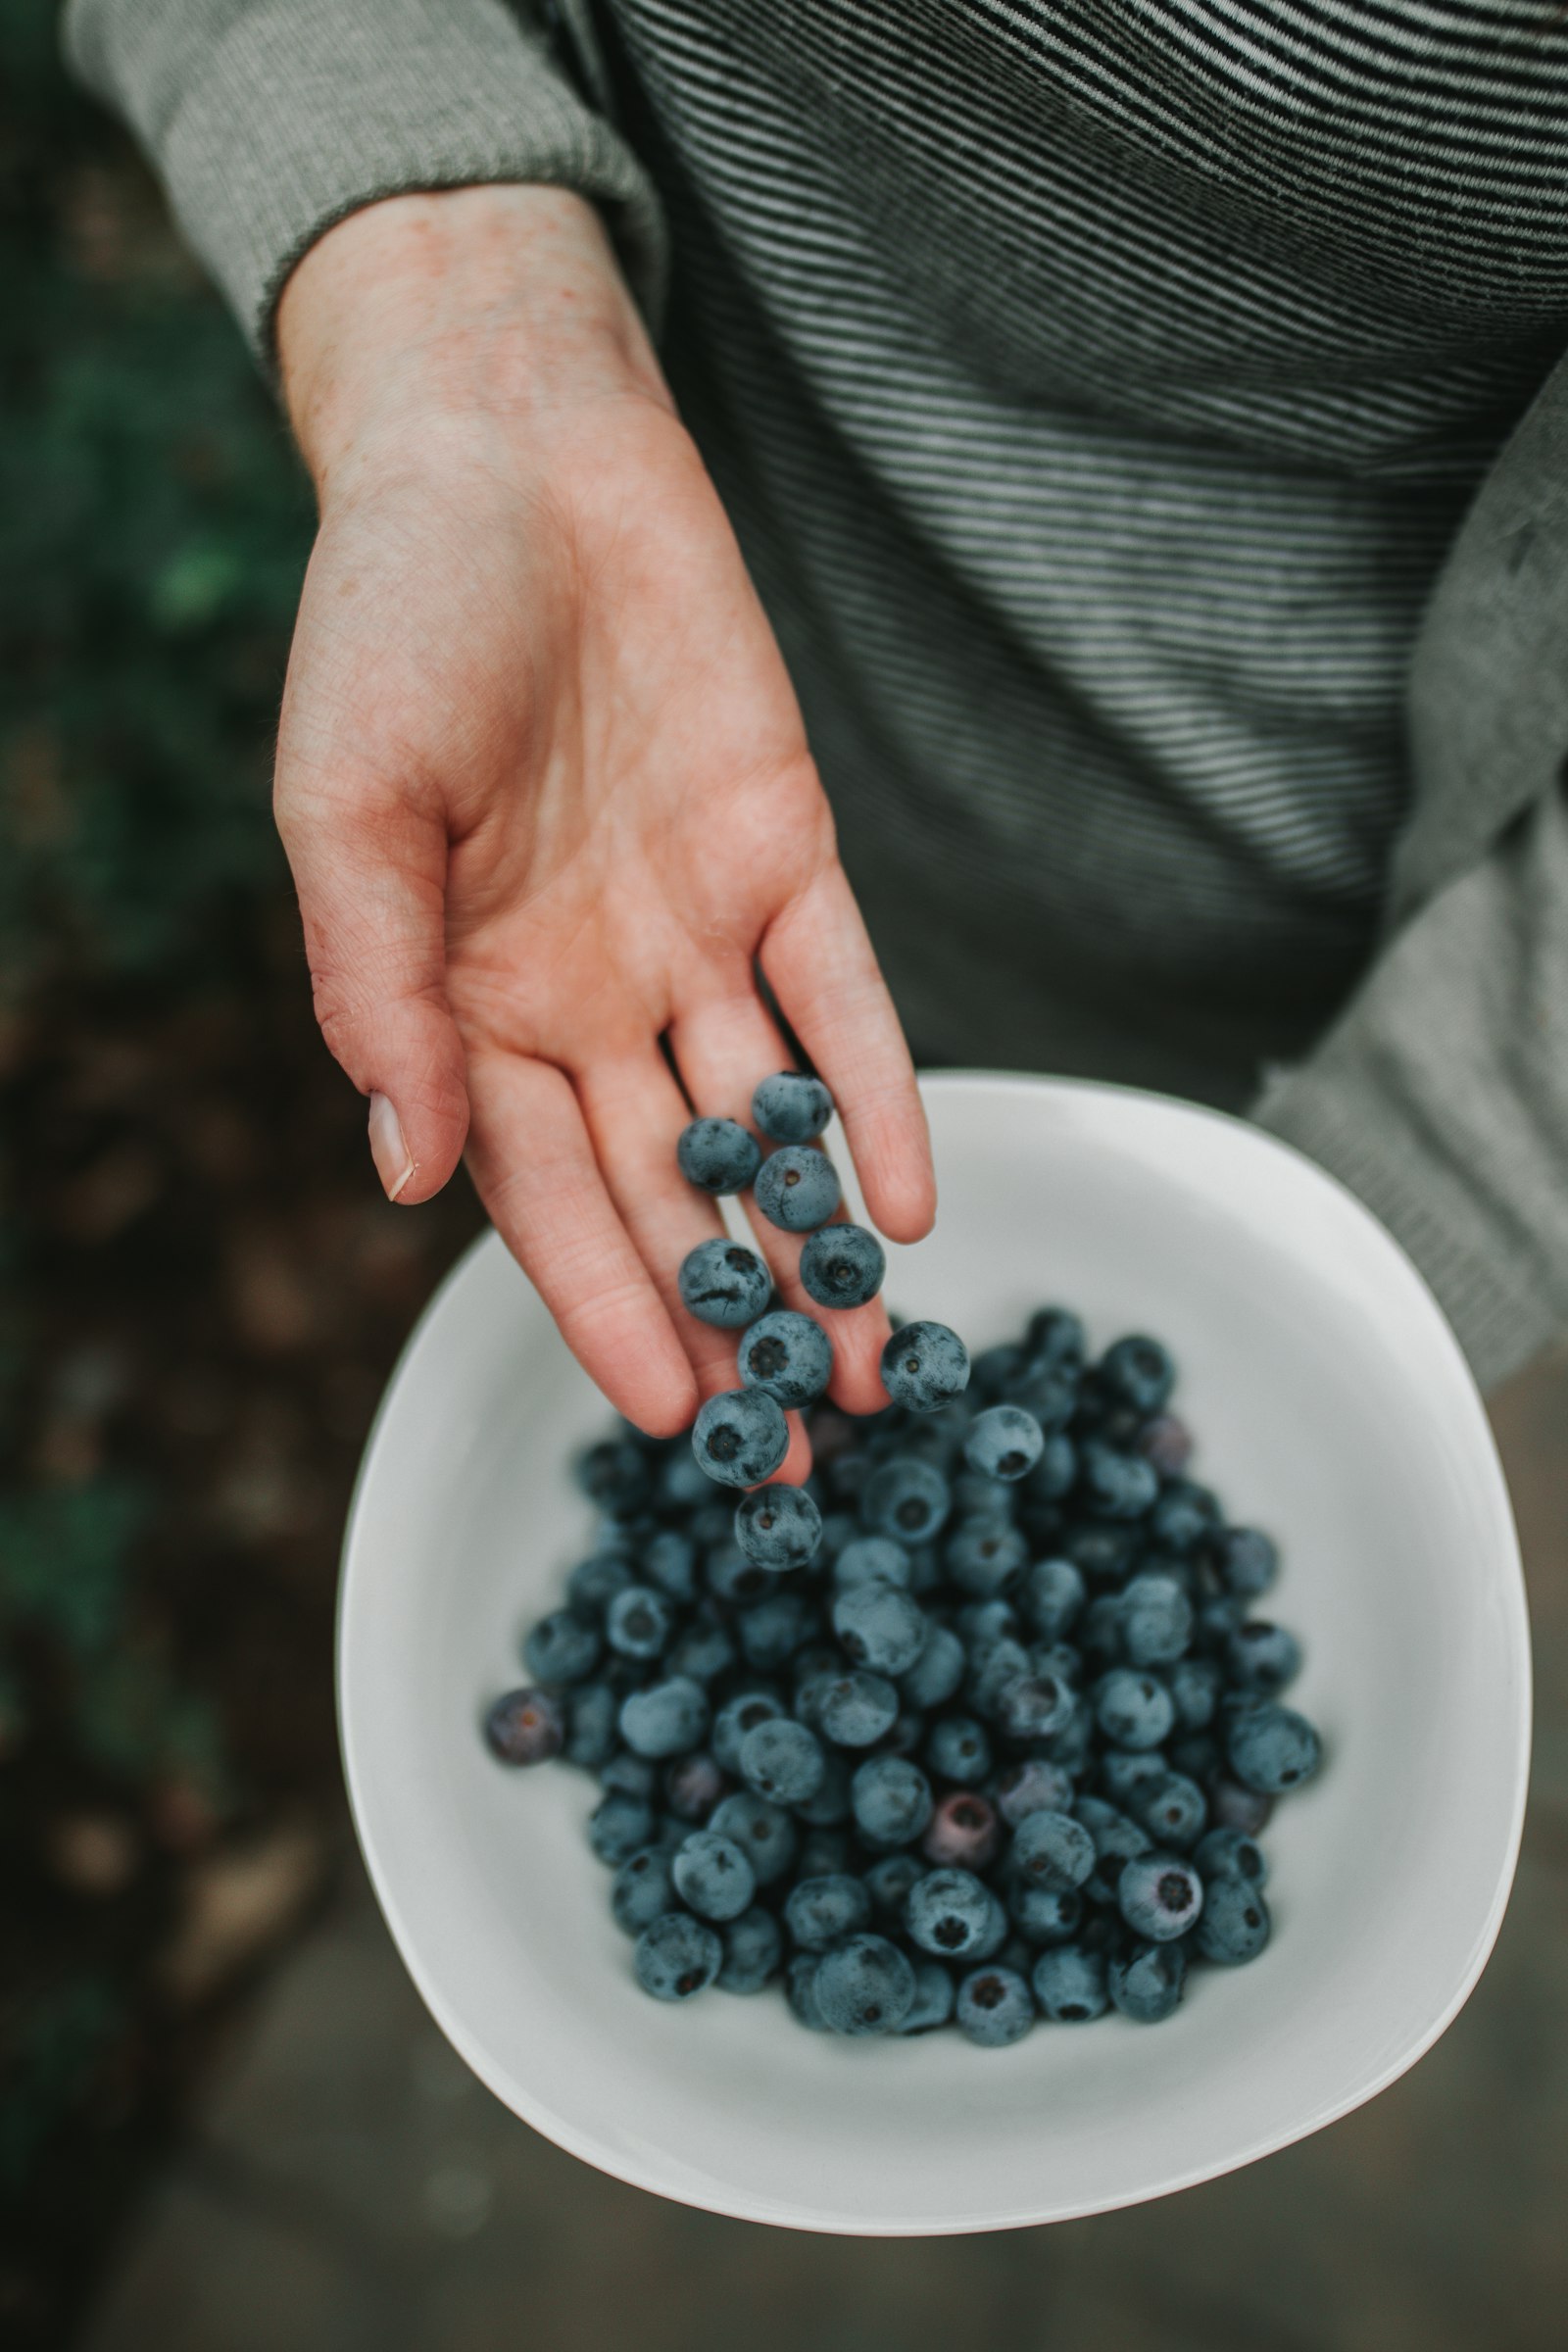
(337, 1069), (1532, 2234)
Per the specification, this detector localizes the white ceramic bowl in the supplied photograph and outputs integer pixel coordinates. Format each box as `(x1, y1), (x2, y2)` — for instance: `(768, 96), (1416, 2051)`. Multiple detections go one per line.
(338, 1073), (1530, 2234)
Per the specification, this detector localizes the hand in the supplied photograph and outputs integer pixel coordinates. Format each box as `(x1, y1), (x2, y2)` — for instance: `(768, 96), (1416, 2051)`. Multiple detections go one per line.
(273, 185), (935, 1452)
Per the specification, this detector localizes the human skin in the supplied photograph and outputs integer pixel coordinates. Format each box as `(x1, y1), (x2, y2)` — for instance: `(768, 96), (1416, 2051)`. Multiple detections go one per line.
(273, 183), (935, 1453)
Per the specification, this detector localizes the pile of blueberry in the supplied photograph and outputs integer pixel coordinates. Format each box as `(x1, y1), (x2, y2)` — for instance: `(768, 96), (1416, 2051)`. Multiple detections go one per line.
(483, 1073), (1322, 2044)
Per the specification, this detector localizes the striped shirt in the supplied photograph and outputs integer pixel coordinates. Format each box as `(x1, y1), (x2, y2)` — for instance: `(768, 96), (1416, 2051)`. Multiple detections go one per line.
(596, 0), (1568, 1100)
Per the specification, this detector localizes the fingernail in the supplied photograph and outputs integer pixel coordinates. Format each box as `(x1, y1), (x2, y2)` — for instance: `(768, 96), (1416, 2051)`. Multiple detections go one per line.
(368, 1092), (416, 1202)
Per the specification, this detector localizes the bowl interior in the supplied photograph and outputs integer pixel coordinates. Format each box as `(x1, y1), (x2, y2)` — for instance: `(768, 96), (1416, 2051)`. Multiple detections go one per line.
(338, 1073), (1529, 2233)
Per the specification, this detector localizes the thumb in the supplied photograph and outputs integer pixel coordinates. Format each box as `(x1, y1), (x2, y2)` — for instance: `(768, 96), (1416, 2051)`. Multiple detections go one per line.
(275, 771), (470, 1205)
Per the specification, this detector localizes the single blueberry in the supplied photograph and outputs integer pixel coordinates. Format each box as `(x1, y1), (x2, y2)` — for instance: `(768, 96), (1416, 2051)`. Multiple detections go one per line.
(739, 1716), (827, 1806)
(634, 1912), (722, 2002)
(1025, 1431), (1078, 1502)
(833, 1535), (913, 1590)
(600, 1751), (657, 1800)
(1010, 1808), (1096, 1892)
(676, 1116), (762, 1196)
(1098, 1748), (1168, 1808)
(737, 1588), (822, 1671)
(617, 1676), (710, 1760)
(716, 1904), (784, 1992)
(1094, 1668), (1176, 1751)
(691, 1389), (790, 1490)
(1025, 1306), (1088, 1371)
(738, 1308), (834, 1408)
(611, 1845), (677, 1936)
(783, 1871), (873, 1952)
(922, 1788), (1002, 1870)
(655, 1448), (711, 1514)
(1032, 1942), (1109, 2022)
(992, 1672), (1075, 1743)
(946, 1519), (1029, 1597)
(901, 1959), (956, 2034)
(564, 1680), (620, 1768)
(898, 1622), (966, 1711)
(1119, 1572), (1194, 1667)
(671, 1828), (758, 1922)
(755, 1144), (842, 1233)
(1217, 1526), (1280, 1597)
(1224, 1620), (1303, 1695)
(666, 1617), (739, 1687)
(1108, 1937), (1187, 2023)
(864, 1849), (926, 1918)
(1007, 1881), (1083, 1945)
(1194, 1876), (1272, 1965)
(710, 1789), (798, 1886)
(1117, 1852), (1203, 1942)
(1149, 1477), (1223, 1553)
(964, 1404), (1045, 1483)
(994, 1757), (1076, 1827)
(905, 1866), (1007, 1960)
(1136, 1412), (1194, 1478)
(1099, 1336), (1176, 1416)
(752, 1070), (834, 1145)
(576, 1438), (653, 1517)
(663, 1749), (728, 1824)
(1226, 1701), (1322, 1795)
(785, 1951), (831, 2031)
(1019, 1556), (1086, 1642)
(1078, 1441), (1160, 1521)
(642, 1529), (699, 1604)
(832, 1581), (929, 1676)
(880, 1320), (971, 1413)
(1167, 1653), (1222, 1730)
(860, 1455), (952, 1545)
(522, 1609), (601, 1688)
(733, 1481), (823, 1571)
(815, 1933), (917, 2035)
(799, 1222), (886, 1309)
(589, 1789), (658, 1865)
(677, 1239), (773, 1330)
(792, 1751), (853, 1834)
(605, 1584), (675, 1662)
(1194, 1826), (1269, 1887)
(817, 1669), (901, 1748)
(1130, 1771), (1207, 1850)
(712, 1690), (786, 1776)
(925, 1714), (993, 1788)
(956, 1964), (1035, 2047)
(567, 1552), (638, 1614)
(484, 1687), (565, 1765)
(851, 1754), (935, 1848)
(1209, 1776), (1275, 1836)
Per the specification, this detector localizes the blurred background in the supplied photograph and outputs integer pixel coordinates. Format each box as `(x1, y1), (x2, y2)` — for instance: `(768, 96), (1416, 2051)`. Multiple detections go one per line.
(3, 7), (1565, 2348)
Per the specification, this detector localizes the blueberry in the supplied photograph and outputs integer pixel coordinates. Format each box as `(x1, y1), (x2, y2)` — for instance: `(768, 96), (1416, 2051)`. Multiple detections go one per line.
(1209, 1776), (1275, 1836)
(1136, 1412), (1194, 1478)
(1227, 1701), (1321, 1793)
(922, 1789), (1002, 1870)
(1025, 1431), (1078, 1502)
(1108, 1938), (1186, 2022)
(898, 1622), (966, 1710)
(611, 1845), (677, 1935)
(600, 1751), (658, 1800)
(677, 1239), (772, 1330)
(1194, 1876), (1272, 1964)
(676, 1116), (762, 1196)
(789, 1745), (850, 1824)
(1117, 1852), (1203, 1941)
(1094, 1668), (1176, 1751)
(799, 1223), (885, 1310)
(905, 1866), (1007, 1960)
(1150, 1478), (1222, 1553)
(634, 1912), (722, 2002)
(817, 1669), (901, 1748)
(1026, 1306), (1088, 1371)
(901, 1960), (956, 2034)
(784, 1871), (873, 1952)
(956, 1964), (1034, 2047)
(1078, 1441), (1160, 1521)
(706, 1544), (773, 1605)
(1130, 1771), (1207, 1850)
(522, 1609), (601, 1688)
(752, 1070), (834, 1145)
(717, 1905), (784, 1992)
(671, 1828), (758, 1922)
(590, 1789), (658, 1864)
(617, 1676), (710, 1759)
(1076, 1798), (1153, 1903)
(833, 1535), (913, 1590)
(755, 1145), (841, 1233)
(861, 1455), (952, 1544)
(1099, 1748), (1168, 1808)
(564, 1680), (620, 1767)
(851, 1754), (934, 1848)
(710, 1789), (798, 1886)
(785, 1952), (831, 2031)
(691, 1389), (790, 1490)
(925, 1714), (992, 1787)
(655, 1448), (711, 1514)
(666, 1618), (738, 1686)
(604, 1584), (674, 1662)
(732, 1482), (822, 1572)
(1168, 1654), (1222, 1730)
(994, 1757), (1075, 1826)
(1010, 1808), (1096, 1892)
(576, 1438), (653, 1517)
(1194, 1826), (1269, 1886)
(642, 1529), (699, 1603)
(1224, 1620), (1303, 1695)
(738, 1309), (834, 1408)
(737, 1588), (822, 1670)
(964, 1405), (1044, 1483)
(665, 1752), (728, 1828)
(1217, 1526), (1280, 1597)
(973, 1344), (1024, 1397)
(832, 1581), (928, 1676)
(567, 1552), (637, 1614)
(1010, 1872), (1086, 1947)
(1099, 1336), (1176, 1416)
(711, 1691), (785, 1777)
(1019, 1556), (1085, 1642)
(1062, 1518), (1142, 1582)
(484, 1683), (566, 1768)
(815, 1933), (916, 2034)
(739, 1716), (826, 1805)
(1119, 1572), (1194, 1667)
(1032, 1942), (1109, 2022)
(864, 1849), (926, 1917)
(946, 1519), (1029, 1597)
(880, 1320), (971, 1413)
(992, 1672), (1075, 1743)
(966, 1636), (1032, 1718)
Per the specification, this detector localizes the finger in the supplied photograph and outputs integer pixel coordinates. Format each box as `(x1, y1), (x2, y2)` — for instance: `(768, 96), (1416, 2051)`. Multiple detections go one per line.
(274, 764), (468, 1206)
(666, 989), (894, 1418)
(572, 1049), (812, 1483)
(760, 861), (936, 1244)
(465, 1049), (698, 1439)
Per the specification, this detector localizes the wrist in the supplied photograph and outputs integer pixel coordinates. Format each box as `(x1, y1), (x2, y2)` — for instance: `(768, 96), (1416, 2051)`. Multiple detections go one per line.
(277, 183), (670, 499)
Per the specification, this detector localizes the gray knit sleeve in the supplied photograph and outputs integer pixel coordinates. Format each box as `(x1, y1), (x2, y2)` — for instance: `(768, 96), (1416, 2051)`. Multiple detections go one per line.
(62, 0), (666, 361)
(1251, 785), (1568, 1393)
